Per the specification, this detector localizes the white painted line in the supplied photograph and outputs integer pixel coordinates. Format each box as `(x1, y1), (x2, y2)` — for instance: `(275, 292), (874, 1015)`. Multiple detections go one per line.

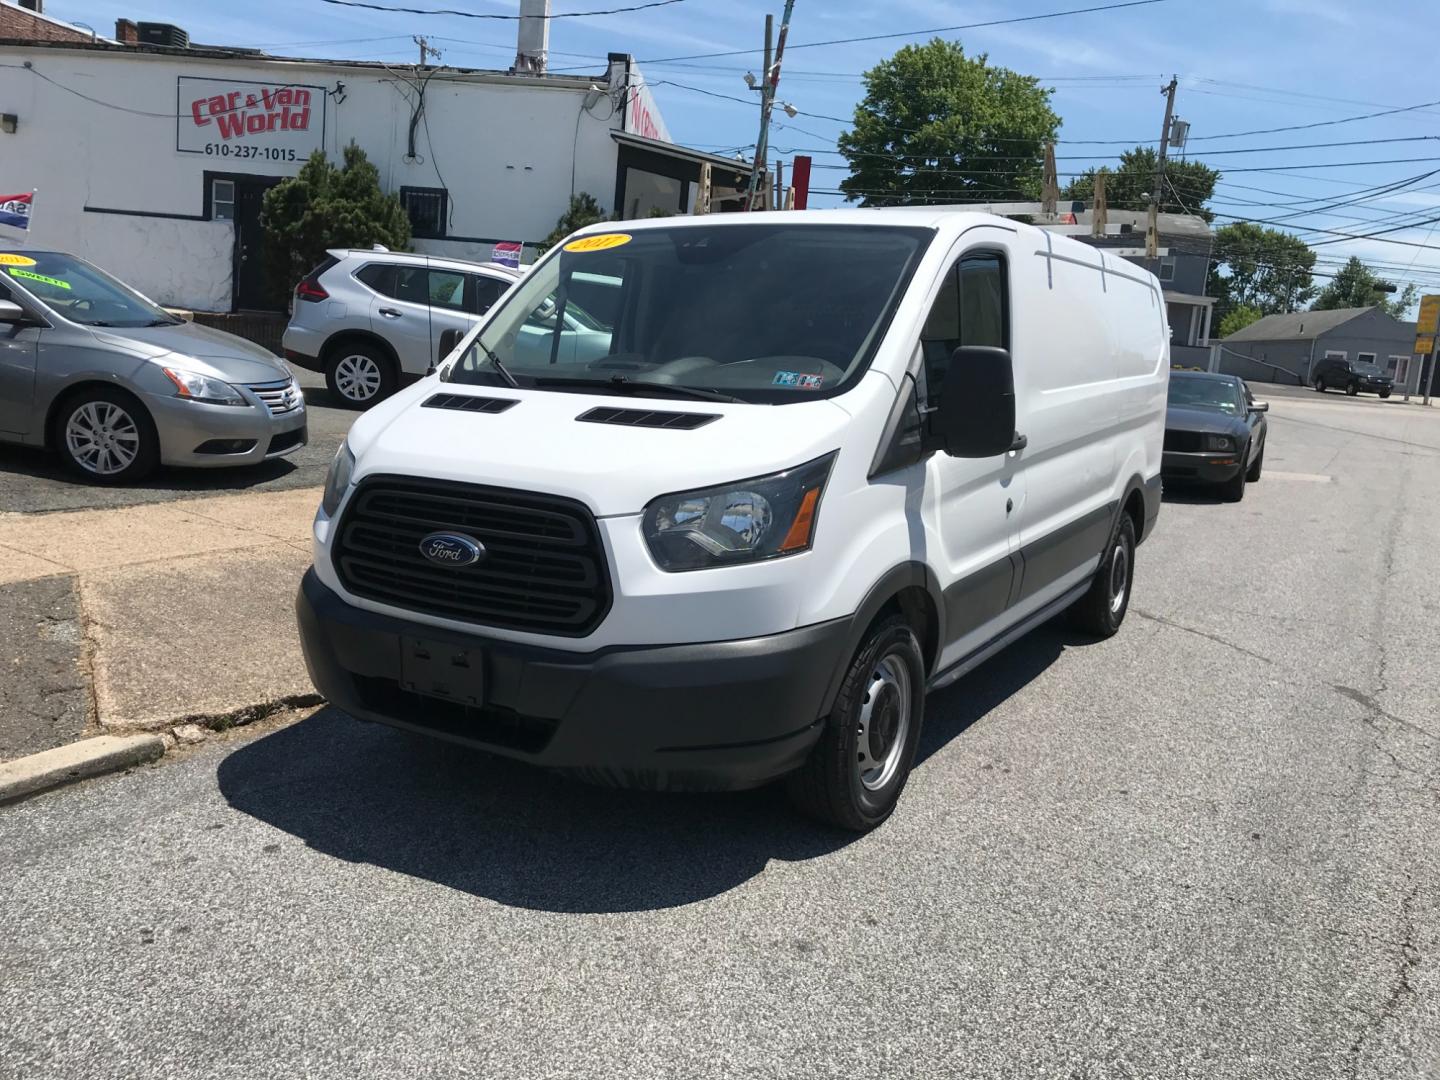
(1266, 471), (1332, 483)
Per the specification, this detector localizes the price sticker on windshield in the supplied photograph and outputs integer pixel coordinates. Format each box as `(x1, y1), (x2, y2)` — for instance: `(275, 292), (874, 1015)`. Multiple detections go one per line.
(0, 253), (37, 267)
(7, 268), (69, 289)
(563, 233), (632, 254)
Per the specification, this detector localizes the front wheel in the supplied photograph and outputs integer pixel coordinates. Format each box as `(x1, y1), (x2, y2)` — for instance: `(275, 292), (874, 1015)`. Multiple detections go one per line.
(1067, 513), (1135, 638)
(1345, 383), (1359, 396)
(1315, 378), (1326, 392)
(1247, 443), (1264, 482)
(56, 388), (159, 484)
(787, 614), (925, 832)
(1380, 389), (1392, 399)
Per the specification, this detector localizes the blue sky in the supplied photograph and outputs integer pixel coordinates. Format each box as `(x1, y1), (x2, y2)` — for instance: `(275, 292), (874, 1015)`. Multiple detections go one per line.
(46, 0), (1440, 304)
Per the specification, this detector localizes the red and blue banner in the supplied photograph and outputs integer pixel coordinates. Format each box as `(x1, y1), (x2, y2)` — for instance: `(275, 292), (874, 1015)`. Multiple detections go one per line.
(492, 241), (522, 269)
(0, 193), (32, 231)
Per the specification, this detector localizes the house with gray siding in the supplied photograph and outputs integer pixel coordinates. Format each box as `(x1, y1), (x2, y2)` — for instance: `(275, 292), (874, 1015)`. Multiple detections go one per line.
(1219, 306), (1426, 391)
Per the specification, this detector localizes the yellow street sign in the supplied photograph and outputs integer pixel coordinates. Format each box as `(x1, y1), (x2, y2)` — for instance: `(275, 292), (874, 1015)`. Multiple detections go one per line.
(1418, 295), (1440, 336)
(1416, 335), (1436, 356)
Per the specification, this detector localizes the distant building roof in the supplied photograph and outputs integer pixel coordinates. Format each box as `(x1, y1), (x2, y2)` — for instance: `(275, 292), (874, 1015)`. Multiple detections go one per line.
(1223, 307), (1376, 342)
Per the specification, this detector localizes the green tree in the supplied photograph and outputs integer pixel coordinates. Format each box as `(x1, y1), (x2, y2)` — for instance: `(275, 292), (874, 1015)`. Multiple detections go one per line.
(1217, 305), (1264, 338)
(1208, 222), (1317, 319)
(837, 39), (1060, 206)
(539, 193), (610, 253)
(262, 143), (410, 299)
(1311, 255), (1418, 317)
(1062, 146), (1219, 220)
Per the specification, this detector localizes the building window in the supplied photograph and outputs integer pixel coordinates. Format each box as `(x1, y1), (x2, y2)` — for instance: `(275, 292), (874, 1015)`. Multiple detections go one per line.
(212, 179), (235, 221)
(1324, 350), (1347, 361)
(623, 168), (683, 218)
(1357, 351), (1376, 366)
(1158, 256), (1176, 283)
(400, 187), (448, 239)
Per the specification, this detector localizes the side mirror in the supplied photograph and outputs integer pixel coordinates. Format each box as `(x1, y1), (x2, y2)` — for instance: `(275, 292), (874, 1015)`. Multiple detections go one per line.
(437, 328), (463, 364)
(1251, 401), (1270, 413)
(0, 299), (27, 324)
(929, 345), (1017, 458)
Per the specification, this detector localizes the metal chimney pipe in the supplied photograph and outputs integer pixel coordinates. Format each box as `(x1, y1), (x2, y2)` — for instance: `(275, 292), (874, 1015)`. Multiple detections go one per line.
(515, 0), (550, 74)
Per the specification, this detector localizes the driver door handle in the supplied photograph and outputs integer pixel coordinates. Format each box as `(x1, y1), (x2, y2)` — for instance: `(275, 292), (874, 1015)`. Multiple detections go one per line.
(379, 308), (402, 319)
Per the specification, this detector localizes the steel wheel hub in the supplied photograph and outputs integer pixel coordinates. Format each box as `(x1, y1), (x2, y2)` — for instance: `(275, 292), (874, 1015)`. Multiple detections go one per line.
(1109, 538), (1130, 615)
(856, 654), (912, 792)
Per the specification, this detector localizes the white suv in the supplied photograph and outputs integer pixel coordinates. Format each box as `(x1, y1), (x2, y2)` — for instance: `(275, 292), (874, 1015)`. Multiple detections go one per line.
(282, 249), (521, 408)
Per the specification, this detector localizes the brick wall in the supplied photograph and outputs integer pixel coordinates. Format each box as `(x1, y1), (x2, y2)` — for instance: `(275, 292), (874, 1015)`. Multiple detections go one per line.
(0, 3), (94, 42)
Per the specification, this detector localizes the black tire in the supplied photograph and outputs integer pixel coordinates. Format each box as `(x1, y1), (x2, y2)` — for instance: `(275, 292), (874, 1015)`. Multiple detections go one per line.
(1246, 443), (1264, 482)
(1345, 382), (1358, 396)
(786, 614), (925, 832)
(1067, 512), (1136, 638)
(1315, 378), (1326, 392)
(1380, 389), (1392, 399)
(325, 341), (397, 409)
(53, 386), (159, 484)
(1222, 451), (1248, 502)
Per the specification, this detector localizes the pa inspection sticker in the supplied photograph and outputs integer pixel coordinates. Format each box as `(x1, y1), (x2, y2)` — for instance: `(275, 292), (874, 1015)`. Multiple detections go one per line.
(563, 233), (632, 254)
(0, 253), (37, 267)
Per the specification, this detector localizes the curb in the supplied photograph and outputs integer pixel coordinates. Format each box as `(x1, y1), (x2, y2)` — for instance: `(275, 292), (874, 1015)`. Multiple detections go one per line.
(0, 734), (167, 805)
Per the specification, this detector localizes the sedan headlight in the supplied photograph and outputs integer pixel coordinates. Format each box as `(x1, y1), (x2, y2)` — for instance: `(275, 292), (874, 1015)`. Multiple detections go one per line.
(161, 367), (245, 406)
(1205, 434), (1235, 452)
(321, 440), (356, 517)
(642, 454), (835, 572)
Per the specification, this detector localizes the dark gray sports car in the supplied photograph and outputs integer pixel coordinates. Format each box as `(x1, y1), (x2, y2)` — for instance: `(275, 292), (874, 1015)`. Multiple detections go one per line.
(1162, 371), (1269, 502)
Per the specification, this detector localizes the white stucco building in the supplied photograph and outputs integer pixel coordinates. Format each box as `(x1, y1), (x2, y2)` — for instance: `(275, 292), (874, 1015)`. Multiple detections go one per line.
(0, 11), (754, 312)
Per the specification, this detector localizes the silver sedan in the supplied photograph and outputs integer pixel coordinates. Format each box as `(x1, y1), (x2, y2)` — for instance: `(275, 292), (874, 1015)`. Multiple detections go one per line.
(0, 249), (306, 483)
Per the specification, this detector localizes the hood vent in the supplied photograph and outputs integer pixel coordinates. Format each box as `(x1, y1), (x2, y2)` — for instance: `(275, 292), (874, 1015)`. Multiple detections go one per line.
(577, 406), (720, 430)
(423, 393), (518, 414)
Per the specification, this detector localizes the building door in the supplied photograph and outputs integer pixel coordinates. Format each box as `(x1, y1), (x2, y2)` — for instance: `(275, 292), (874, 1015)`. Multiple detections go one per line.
(234, 178), (281, 312)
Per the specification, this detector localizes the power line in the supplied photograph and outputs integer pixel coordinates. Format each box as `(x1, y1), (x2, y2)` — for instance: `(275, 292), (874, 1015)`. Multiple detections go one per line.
(315, 0), (687, 17)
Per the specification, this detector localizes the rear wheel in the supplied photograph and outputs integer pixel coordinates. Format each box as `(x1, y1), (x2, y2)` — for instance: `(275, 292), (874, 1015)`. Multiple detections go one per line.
(55, 387), (159, 484)
(325, 342), (396, 408)
(1067, 513), (1135, 638)
(787, 614), (925, 832)
(1315, 378), (1327, 392)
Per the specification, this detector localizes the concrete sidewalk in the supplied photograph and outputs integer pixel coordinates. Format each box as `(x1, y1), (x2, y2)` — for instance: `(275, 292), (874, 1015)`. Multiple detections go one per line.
(0, 487), (324, 763)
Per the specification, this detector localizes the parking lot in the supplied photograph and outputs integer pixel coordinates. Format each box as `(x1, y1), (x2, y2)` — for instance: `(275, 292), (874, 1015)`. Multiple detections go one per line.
(2, 386), (1436, 1079)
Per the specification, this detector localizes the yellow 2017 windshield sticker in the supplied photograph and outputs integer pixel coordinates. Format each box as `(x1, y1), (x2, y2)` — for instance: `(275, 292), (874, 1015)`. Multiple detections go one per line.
(0, 253), (37, 267)
(7, 268), (70, 289)
(564, 233), (632, 254)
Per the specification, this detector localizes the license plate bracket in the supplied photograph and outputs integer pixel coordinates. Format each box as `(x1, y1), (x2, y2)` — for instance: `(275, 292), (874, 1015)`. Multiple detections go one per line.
(399, 635), (485, 707)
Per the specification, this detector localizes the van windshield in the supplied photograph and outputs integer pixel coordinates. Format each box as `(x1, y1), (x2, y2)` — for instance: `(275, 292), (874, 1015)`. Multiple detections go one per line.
(444, 223), (931, 403)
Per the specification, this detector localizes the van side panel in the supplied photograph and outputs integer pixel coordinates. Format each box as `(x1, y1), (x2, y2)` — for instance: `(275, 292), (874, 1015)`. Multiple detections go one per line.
(1102, 251), (1170, 514)
(1009, 231), (1119, 612)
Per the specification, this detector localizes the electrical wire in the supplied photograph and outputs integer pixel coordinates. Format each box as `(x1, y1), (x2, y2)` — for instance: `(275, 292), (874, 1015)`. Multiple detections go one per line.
(315, 0), (687, 17)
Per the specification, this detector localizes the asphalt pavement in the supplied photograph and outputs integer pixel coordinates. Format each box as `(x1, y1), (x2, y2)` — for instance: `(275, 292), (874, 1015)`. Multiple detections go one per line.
(2, 389), (1437, 1079)
(0, 368), (354, 514)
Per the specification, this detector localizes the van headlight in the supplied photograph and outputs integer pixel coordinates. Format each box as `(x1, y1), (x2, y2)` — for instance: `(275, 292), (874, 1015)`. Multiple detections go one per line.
(642, 453), (835, 571)
(1206, 434), (1235, 452)
(321, 440), (356, 516)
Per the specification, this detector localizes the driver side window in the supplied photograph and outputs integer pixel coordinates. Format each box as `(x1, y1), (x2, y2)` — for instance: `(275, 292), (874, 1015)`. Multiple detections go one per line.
(918, 252), (1008, 407)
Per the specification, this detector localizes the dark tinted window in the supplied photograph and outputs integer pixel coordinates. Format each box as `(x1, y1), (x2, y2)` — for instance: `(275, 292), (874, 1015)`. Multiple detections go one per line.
(391, 267), (467, 311)
(919, 251), (1007, 405)
(400, 187), (447, 239)
(356, 263), (394, 294)
(470, 275), (509, 314)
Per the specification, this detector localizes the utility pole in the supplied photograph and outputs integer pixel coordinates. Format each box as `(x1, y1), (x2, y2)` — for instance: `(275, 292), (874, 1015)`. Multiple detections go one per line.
(1147, 76), (1178, 259)
(745, 1), (796, 211)
(1092, 168), (1109, 238)
(414, 35), (441, 67)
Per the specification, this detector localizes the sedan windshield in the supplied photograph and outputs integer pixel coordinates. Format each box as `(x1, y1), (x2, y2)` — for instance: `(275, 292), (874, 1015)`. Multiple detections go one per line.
(1, 251), (179, 328)
(1168, 375), (1244, 415)
(444, 223), (930, 403)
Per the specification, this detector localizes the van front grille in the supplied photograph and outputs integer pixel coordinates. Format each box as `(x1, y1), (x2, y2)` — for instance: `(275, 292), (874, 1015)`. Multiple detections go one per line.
(333, 476), (611, 637)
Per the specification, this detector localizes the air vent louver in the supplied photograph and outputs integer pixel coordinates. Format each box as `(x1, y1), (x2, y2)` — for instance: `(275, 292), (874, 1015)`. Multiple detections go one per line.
(423, 393), (518, 414)
(576, 406), (719, 430)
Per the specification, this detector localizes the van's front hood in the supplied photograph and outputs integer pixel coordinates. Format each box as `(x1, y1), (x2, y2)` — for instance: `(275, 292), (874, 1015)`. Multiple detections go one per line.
(350, 385), (854, 517)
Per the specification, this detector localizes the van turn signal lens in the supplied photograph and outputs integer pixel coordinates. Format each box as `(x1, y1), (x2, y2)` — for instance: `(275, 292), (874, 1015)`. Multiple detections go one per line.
(778, 487), (820, 552)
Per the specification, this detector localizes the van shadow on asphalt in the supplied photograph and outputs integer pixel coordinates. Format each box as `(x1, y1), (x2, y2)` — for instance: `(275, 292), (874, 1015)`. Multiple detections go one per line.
(217, 627), (1071, 914)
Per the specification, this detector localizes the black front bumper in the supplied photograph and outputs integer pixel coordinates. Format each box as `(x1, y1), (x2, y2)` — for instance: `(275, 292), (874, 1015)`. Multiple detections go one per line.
(296, 569), (852, 791)
(1161, 451), (1243, 484)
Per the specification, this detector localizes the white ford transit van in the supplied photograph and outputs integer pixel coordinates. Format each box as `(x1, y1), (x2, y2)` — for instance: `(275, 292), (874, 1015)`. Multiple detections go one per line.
(296, 209), (1167, 830)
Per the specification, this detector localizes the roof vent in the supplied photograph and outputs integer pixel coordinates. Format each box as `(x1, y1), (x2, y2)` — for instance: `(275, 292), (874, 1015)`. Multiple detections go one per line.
(577, 406), (720, 430)
(136, 22), (189, 48)
(423, 393), (518, 414)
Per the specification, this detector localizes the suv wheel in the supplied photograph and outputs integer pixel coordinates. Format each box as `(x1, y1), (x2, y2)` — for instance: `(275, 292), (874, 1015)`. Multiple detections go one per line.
(1315, 377), (1326, 392)
(787, 614), (925, 832)
(326, 343), (396, 408)
(1345, 382), (1359, 396)
(56, 387), (159, 484)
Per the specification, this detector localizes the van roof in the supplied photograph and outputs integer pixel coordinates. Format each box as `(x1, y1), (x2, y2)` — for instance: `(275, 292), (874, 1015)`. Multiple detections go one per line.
(578, 206), (1025, 234)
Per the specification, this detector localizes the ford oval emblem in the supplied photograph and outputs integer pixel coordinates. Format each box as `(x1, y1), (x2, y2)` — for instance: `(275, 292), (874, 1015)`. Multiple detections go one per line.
(419, 532), (484, 567)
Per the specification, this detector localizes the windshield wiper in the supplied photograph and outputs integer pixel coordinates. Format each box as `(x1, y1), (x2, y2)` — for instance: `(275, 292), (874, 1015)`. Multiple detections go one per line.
(144, 318), (183, 327)
(475, 340), (520, 388)
(529, 374), (744, 404)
